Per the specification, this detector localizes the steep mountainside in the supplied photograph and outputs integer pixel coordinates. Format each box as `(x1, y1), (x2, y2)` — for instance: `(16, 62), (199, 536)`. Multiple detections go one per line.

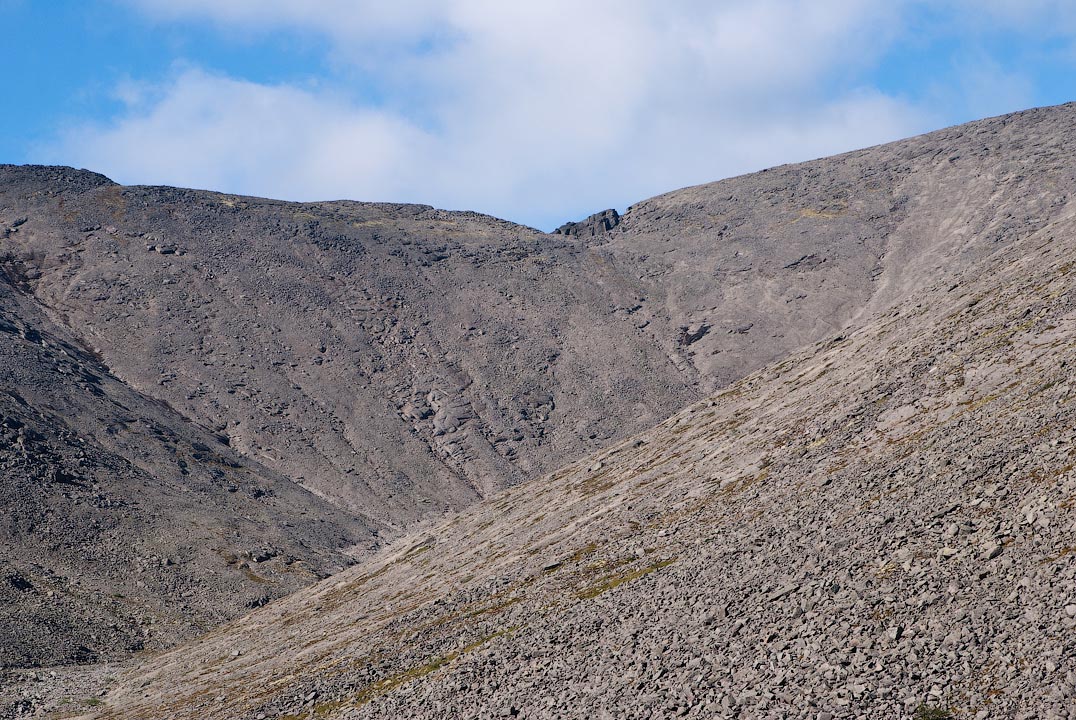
(0, 267), (373, 669)
(0, 168), (698, 527)
(82, 128), (1076, 718)
(605, 104), (1074, 388)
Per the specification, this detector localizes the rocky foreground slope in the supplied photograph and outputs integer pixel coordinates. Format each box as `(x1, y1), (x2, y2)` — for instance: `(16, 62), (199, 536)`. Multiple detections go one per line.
(77, 107), (1076, 718)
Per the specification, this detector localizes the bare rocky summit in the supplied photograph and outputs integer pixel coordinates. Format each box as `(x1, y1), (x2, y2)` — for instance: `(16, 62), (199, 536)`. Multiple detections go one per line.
(5, 103), (1064, 522)
(3, 103), (1076, 718)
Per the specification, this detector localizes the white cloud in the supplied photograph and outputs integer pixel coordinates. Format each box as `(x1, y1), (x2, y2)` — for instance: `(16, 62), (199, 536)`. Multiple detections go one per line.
(50, 70), (433, 203)
(52, 1), (941, 228)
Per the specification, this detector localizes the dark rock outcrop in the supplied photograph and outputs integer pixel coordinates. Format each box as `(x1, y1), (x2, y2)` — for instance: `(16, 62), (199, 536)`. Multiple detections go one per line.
(553, 208), (620, 237)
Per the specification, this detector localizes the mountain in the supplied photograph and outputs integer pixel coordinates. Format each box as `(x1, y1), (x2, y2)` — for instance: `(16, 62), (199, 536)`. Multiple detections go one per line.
(3, 103), (1076, 718)
(0, 138), (933, 672)
(59, 104), (1076, 718)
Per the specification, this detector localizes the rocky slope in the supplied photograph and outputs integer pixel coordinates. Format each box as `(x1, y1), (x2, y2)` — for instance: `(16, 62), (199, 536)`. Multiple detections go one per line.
(0, 165), (706, 675)
(4, 103), (1076, 717)
(78, 105), (1076, 719)
(0, 259), (374, 671)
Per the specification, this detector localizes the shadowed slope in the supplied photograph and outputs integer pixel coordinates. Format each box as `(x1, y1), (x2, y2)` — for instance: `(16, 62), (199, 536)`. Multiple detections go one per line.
(0, 271), (373, 670)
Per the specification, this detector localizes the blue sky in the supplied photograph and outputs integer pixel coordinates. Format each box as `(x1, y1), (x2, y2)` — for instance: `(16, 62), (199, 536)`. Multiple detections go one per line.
(3, 1), (1076, 230)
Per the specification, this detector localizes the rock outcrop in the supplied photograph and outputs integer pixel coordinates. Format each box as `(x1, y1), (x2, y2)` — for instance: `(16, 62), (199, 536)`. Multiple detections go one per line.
(553, 208), (620, 237)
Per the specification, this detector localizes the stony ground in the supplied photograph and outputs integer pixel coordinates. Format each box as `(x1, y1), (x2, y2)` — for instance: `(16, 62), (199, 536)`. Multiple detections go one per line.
(80, 136), (1076, 717)
(1, 665), (116, 718)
